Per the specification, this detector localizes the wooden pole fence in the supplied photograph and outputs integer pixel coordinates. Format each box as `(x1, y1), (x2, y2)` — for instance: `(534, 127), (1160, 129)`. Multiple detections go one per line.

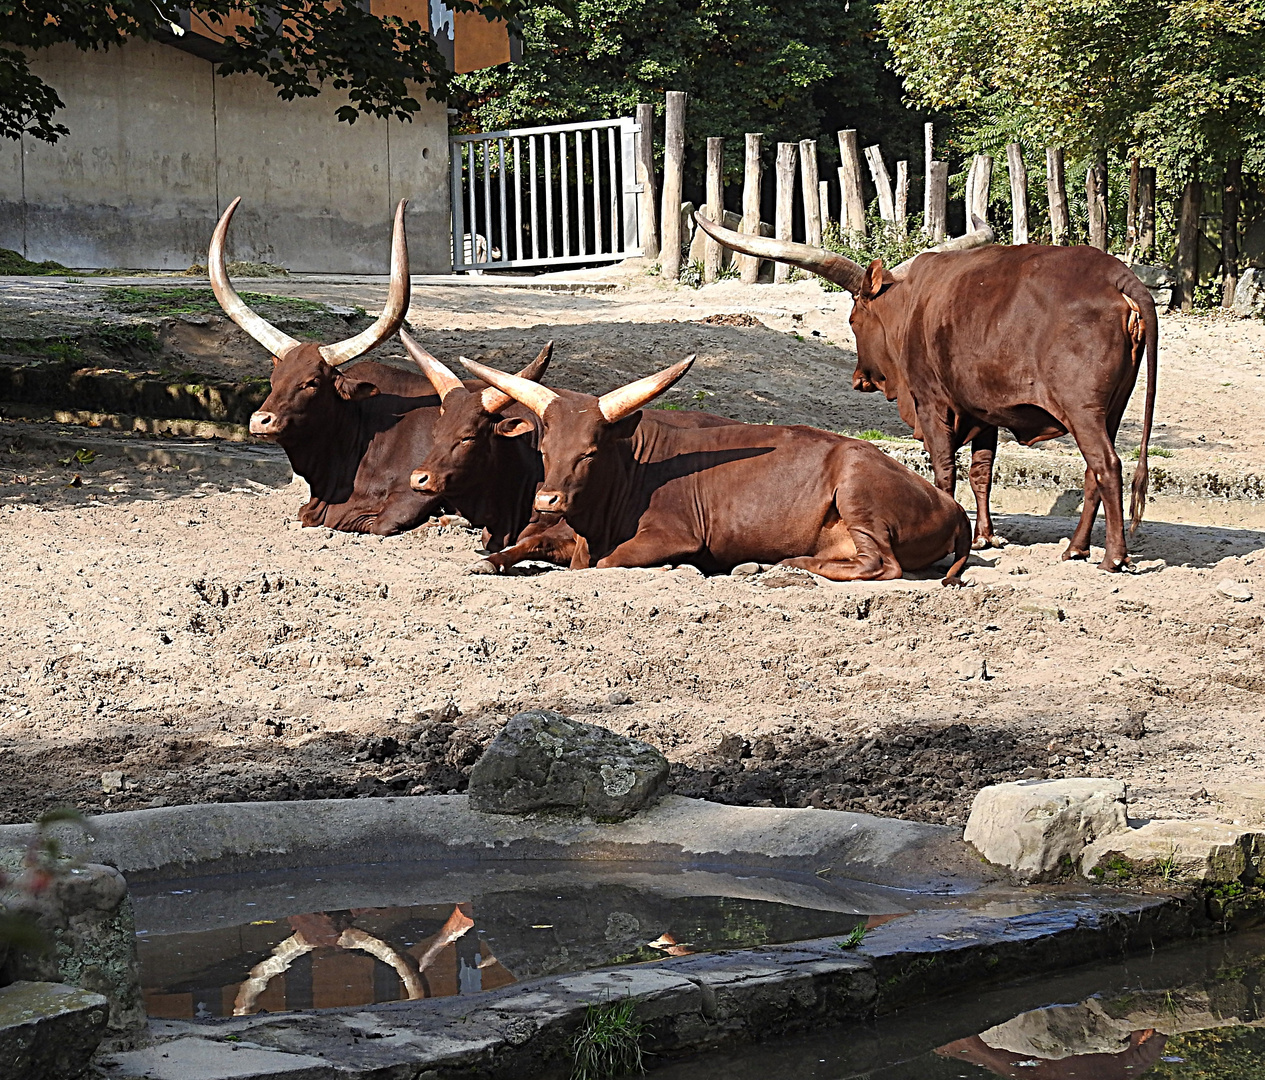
(740, 132), (763, 284)
(659, 91), (687, 280)
(1045, 147), (1069, 245)
(836, 130), (866, 235)
(1006, 142), (1028, 245)
(865, 145), (896, 223)
(704, 136), (724, 284)
(634, 103), (659, 260)
(799, 139), (822, 247)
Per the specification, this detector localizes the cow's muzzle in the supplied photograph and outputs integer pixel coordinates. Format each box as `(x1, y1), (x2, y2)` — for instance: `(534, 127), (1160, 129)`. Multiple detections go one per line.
(533, 489), (566, 514)
(249, 410), (280, 438)
(410, 468), (438, 494)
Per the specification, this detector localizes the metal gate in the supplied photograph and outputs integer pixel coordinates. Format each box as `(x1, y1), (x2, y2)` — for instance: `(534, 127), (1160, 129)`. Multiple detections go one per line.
(450, 117), (644, 273)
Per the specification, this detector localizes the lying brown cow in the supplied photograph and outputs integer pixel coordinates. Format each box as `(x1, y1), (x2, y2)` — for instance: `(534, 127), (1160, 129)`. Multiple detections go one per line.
(401, 332), (738, 574)
(211, 198), (444, 534)
(696, 214), (1158, 571)
(458, 355), (972, 583)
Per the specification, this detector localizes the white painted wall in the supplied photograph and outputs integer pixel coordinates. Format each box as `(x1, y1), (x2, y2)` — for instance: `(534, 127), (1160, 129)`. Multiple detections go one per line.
(0, 40), (451, 273)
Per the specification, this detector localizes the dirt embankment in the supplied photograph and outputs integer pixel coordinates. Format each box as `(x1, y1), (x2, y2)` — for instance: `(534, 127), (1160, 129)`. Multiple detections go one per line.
(0, 421), (1262, 828)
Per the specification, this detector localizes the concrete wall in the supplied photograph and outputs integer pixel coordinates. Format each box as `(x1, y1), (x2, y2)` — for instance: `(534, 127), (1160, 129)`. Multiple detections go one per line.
(0, 41), (450, 273)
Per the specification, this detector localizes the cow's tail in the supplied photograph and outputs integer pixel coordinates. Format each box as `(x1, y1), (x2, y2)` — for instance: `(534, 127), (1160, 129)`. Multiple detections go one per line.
(1121, 273), (1159, 533)
(941, 507), (973, 587)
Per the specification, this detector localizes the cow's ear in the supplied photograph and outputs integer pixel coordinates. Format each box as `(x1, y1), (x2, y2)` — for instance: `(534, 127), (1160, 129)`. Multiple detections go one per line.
(860, 259), (886, 300)
(334, 374), (379, 401)
(271, 355), (281, 367)
(607, 411), (642, 440)
(495, 417), (535, 438)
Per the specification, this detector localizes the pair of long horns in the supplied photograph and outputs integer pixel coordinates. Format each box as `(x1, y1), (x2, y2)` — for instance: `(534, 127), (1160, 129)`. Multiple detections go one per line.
(209, 198), (411, 367)
(459, 354), (696, 424)
(399, 329), (554, 413)
(692, 213), (995, 293)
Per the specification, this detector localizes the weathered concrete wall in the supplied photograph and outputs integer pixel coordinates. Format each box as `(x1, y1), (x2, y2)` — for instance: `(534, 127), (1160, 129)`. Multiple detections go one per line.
(0, 41), (450, 273)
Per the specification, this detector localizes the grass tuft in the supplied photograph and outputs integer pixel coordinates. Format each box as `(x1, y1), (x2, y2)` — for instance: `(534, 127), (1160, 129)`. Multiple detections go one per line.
(571, 997), (646, 1080)
(837, 922), (867, 949)
(0, 248), (70, 276)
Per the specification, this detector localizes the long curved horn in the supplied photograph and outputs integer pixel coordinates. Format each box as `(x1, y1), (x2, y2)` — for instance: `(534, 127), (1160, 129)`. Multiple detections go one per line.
(890, 216), (997, 278)
(598, 355), (695, 423)
(694, 211), (866, 294)
(209, 198), (301, 359)
(459, 356), (559, 418)
(481, 341), (554, 413)
(319, 200), (411, 367)
(400, 328), (463, 401)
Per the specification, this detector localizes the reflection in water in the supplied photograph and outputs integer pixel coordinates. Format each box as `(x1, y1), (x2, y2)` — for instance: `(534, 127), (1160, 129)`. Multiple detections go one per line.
(141, 902), (516, 1019)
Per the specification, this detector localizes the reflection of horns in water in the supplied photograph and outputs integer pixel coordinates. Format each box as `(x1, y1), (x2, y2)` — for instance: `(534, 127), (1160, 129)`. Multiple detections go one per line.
(648, 932), (693, 957)
(232, 905), (476, 1016)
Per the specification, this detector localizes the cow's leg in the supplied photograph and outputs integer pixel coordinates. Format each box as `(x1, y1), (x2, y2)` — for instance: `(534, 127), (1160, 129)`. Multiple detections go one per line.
(1068, 427), (1127, 571)
(475, 519), (577, 574)
(1062, 467), (1101, 561)
(367, 493), (444, 536)
(968, 427), (1006, 548)
(596, 526), (702, 569)
(779, 527), (902, 582)
(918, 412), (959, 497)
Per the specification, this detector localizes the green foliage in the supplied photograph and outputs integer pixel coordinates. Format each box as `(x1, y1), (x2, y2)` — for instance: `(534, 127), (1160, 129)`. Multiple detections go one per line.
(837, 922), (867, 949)
(879, 0), (1265, 177)
(0, 247), (70, 275)
(1129, 444), (1174, 459)
(1, 0), (529, 143)
(1146, 1025), (1265, 1079)
(855, 429), (902, 442)
(102, 286), (325, 317)
(571, 997), (646, 1080)
(94, 323), (160, 355)
(0, 808), (91, 959)
(455, 0), (931, 183)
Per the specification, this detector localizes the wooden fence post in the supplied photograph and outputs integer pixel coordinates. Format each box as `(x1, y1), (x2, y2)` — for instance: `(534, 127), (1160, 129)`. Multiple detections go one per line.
(740, 132), (763, 284)
(1223, 158), (1242, 308)
(968, 154), (992, 226)
(865, 145), (896, 223)
(774, 143), (797, 283)
(818, 179), (831, 232)
(1126, 156), (1140, 258)
(635, 103), (659, 260)
(659, 91), (687, 279)
(1046, 147), (1069, 245)
(836, 130), (866, 235)
(1175, 174), (1201, 311)
(1138, 166), (1156, 261)
(1006, 143), (1028, 244)
(895, 161), (909, 228)
(1086, 150), (1108, 251)
(704, 137), (724, 284)
(798, 139), (822, 246)
(926, 161), (948, 241)
(923, 122), (934, 231)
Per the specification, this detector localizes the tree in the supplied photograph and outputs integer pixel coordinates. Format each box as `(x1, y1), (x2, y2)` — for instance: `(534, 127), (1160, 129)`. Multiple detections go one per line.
(453, 0), (931, 187)
(0, 0), (524, 144)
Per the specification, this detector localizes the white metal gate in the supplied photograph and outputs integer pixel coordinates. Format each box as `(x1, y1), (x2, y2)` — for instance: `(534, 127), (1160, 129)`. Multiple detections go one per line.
(450, 117), (644, 273)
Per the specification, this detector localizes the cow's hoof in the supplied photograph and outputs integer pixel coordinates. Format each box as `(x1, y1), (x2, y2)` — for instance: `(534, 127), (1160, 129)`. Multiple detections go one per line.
(941, 575), (970, 588)
(467, 559), (500, 575)
(989, 534), (1009, 548)
(1098, 557), (1126, 573)
(971, 536), (989, 550)
(1061, 545), (1090, 562)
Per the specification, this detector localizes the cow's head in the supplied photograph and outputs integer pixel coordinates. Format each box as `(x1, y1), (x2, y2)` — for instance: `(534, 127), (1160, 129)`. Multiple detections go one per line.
(401, 330), (553, 497)
(208, 196), (410, 443)
(457, 355), (695, 519)
(692, 212), (994, 400)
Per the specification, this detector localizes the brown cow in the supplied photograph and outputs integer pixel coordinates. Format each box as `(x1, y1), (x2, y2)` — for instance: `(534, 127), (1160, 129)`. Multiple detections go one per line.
(458, 355), (972, 583)
(401, 332), (738, 574)
(695, 214), (1159, 571)
(210, 197), (445, 534)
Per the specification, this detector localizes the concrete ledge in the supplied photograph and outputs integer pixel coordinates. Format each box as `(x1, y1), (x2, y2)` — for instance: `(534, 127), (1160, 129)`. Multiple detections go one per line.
(97, 892), (1191, 1080)
(0, 795), (966, 893)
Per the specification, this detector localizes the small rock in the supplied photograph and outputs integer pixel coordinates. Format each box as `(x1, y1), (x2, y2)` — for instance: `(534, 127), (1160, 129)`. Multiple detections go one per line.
(731, 562), (762, 577)
(100, 771), (124, 795)
(1211, 784), (1265, 825)
(468, 709), (669, 821)
(964, 778), (1129, 882)
(1233, 266), (1265, 318)
(1082, 819), (1264, 883)
(1216, 579), (1253, 602)
(0, 982), (109, 1079)
(608, 691), (634, 706)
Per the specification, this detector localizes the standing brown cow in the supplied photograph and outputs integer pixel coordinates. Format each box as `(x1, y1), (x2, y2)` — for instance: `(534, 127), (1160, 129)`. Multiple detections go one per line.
(695, 214), (1158, 571)
(458, 356), (972, 583)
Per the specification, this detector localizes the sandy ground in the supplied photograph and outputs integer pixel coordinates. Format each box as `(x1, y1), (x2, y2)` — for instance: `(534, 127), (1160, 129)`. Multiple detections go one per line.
(2, 267), (1265, 832)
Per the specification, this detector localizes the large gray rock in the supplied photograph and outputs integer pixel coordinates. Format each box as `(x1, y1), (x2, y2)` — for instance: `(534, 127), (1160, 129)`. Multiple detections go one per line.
(469, 710), (669, 821)
(2, 863), (145, 1048)
(1081, 819), (1264, 883)
(1233, 267), (1265, 318)
(964, 778), (1129, 881)
(0, 981), (108, 1080)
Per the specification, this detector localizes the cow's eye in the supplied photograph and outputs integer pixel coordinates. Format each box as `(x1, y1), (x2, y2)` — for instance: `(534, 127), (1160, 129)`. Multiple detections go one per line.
(302, 380), (320, 390)
(459, 436), (476, 445)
